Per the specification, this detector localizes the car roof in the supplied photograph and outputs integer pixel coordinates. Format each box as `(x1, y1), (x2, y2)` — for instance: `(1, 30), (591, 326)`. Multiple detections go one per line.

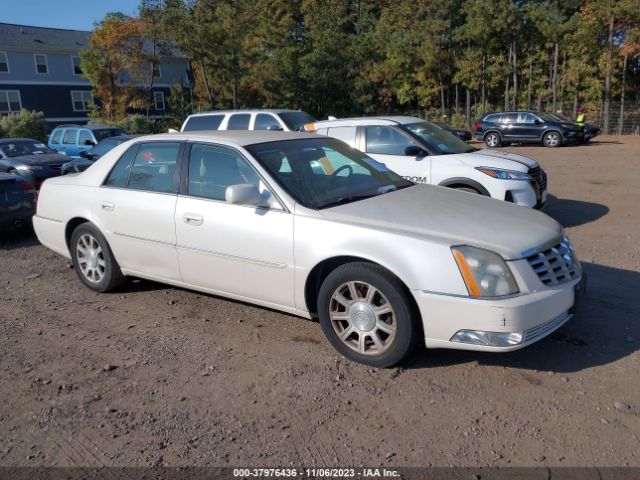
(313, 116), (424, 127)
(133, 131), (321, 147)
(52, 124), (124, 130)
(186, 109), (306, 118)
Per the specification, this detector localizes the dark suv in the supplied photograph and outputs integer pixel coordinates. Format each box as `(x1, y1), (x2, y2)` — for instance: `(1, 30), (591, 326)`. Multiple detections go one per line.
(475, 111), (583, 148)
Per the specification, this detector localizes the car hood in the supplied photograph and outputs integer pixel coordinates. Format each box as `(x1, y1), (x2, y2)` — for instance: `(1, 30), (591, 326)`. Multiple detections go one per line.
(461, 149), (539, 169)
(11, 154), (69, 165)
(319, 184), (561, 260)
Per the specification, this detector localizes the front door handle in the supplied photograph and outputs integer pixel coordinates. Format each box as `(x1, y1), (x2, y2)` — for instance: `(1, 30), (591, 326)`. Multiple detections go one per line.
(183, 213), (203, 226)
(101, 201), (114, 211)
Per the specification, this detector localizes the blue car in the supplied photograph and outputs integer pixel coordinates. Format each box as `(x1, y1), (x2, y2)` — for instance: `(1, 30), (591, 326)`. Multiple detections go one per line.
(48, 124), (126, 158)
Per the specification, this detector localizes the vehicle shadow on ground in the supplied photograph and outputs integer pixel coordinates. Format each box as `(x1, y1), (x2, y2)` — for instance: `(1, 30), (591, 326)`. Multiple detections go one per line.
(0, 226), (39, 251)
(405, 262), (640, 373)
(544, 194), (609, 228)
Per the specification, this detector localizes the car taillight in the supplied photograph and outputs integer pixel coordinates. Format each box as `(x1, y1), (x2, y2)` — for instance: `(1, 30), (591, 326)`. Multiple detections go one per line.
(474, 123), (482, 130)
(19, 180), (38, 202)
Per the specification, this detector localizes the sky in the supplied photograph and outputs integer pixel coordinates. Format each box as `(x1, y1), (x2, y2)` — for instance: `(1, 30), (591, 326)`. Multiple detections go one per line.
(1, 0), (141, 31)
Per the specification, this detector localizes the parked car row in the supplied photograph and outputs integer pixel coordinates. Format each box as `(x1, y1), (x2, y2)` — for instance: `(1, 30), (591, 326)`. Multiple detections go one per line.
(32, 128), (586, 367)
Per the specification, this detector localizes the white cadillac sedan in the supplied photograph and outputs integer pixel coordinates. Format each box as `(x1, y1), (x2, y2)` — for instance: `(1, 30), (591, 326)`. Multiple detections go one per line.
(33, 131), (585, 367)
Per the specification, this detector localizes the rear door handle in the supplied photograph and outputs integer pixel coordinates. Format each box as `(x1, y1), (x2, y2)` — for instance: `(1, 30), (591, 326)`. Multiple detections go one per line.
(101, 201), (114, 211)
(183, 213), (203, 226)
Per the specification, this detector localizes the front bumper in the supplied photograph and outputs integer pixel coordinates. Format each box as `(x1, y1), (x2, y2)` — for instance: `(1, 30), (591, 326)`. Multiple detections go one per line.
(412, 275), (583, 352)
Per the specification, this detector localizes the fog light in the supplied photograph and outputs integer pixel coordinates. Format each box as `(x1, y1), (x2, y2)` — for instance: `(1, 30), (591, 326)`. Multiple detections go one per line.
(450, 330), (523, 347)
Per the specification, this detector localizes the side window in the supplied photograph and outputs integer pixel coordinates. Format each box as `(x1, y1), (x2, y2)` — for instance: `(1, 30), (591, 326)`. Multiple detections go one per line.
(365, 126), (416, 156)
(128, 143), (180, 193)
(78, 130), (94, 145)
(183, 115), (224, 131)
(187, 144), (260, 201)
(327, 127), (357, 148)
(254, 114), (281, 130)
(226, 114), (251, 130)
(518, 113), (537, 124)
(50, 130), (62, 144)
(62, 129), (78, 145)
(499, 113), (518, 124)
(104, 145), (138, 187)
(484, 114), (501, 123)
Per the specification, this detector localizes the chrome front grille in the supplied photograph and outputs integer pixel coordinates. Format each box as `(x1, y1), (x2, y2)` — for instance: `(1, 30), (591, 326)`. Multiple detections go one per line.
(525, 236), (581, 286)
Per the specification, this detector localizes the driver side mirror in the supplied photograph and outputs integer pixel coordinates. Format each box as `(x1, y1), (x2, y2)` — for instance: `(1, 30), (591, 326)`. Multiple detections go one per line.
(225, 184), (263, 207)
(405, 145), (427, 157)
(534, 119), (541, 125)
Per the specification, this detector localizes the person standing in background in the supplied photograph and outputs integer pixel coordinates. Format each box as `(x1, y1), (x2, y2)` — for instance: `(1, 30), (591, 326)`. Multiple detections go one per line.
(576, 106), (586, 127)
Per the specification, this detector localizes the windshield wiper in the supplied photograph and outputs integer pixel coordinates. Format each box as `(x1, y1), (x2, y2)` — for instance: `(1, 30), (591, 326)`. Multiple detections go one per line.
(319, 193), (377, 209)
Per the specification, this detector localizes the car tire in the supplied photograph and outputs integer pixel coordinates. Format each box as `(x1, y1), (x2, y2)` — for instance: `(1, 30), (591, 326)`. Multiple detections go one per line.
(70, 223), (125, 293)
(543, 131), (562, 147)
(317, 262), (419, 368)
(485, 132), (501, 148)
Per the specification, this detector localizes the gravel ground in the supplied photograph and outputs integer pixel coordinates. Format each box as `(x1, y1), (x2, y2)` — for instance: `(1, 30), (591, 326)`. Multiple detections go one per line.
(0, 135), (639, 468)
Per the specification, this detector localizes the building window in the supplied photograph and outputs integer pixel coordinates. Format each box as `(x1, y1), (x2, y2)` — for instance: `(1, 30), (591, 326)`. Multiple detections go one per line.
(72, 56), (82, 75)
(0, 90), (22, 113)
(0, 52), (8, 73)
(71, 90), (92, 112)
(152, 63), (161, 78)
(34, 54), (48, 74)
(154, 91), (165, 111)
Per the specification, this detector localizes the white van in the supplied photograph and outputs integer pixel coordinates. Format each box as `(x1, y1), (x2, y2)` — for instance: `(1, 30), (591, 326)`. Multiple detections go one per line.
(181, 109), (316, 133)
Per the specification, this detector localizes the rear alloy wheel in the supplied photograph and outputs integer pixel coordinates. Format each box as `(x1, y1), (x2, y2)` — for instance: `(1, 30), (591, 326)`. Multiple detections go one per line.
(318, 262), (419, 368)
(485, 132), (501, 148)
(70, 223), (124, 292)
(543, 131), (561, 147)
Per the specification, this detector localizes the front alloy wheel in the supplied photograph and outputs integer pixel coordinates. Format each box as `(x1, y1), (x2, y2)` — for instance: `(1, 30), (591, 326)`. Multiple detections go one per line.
(318, 262), (419, 367)
(543, 131), (561, 147)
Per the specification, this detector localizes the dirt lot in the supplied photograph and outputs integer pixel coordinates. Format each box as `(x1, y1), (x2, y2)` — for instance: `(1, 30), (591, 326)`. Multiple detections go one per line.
(0, 135), (639, 469)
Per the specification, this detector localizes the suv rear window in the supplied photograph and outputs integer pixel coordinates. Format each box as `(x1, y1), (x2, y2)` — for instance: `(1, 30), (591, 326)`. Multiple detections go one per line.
(183, 115), (224, 132)
(484, 114), (501, 123)
(499, 113), (518, 124)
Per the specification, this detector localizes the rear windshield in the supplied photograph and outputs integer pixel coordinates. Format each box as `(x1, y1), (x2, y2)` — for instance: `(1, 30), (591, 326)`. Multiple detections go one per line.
(183, 115), (224, 131)
(279, 111), (317, 132)
(93, 128), (127, 141)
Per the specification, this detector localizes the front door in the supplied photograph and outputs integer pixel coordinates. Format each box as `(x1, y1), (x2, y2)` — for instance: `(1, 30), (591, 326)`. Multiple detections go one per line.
(362, 125), (430, 184)
(94, 141), (182, 281)
(175, 142), (295, 308)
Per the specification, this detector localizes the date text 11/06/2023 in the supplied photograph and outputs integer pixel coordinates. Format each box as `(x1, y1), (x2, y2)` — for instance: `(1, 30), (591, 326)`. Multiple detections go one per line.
(233, 468), (401, 478)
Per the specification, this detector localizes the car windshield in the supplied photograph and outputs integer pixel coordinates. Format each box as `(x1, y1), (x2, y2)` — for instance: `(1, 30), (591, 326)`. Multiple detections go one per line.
(402, 122), (475, 154)
(2, 140), (56, 157)
(91, 139), (123, 157)
(538, 113), (561, 122)
(93, 128), (127, 141)
(278, 112), (317, 132)
(246, 137), (413, 209)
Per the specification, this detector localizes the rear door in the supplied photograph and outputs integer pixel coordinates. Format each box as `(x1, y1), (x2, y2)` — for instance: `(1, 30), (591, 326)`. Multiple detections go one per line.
(362, 125), (430, 184)
(95, 141), (183, 281)
(498, 113), (519, 140)
(60, 128), (79, 157)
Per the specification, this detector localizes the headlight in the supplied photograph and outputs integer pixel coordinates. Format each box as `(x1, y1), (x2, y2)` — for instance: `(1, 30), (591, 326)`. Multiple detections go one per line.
(452, 246), (519, 297)
(476, 167), (531, 180)
(23, 165), (44, 171)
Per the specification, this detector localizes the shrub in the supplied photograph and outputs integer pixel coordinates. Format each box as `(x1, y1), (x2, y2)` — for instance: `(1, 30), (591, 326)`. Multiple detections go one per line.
(0, 110), (47, 142)
(89, 114), (156, 134)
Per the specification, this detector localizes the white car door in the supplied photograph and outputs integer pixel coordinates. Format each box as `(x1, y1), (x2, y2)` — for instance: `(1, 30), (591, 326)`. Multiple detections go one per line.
(95, 141), (182, 281)
(175, 142), (294, 307)
(361, 125), (431, 184)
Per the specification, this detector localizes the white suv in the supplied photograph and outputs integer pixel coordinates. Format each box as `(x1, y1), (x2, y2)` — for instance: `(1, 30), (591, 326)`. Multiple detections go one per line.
(181, 109), (316, 133)
(311, 116), (548, 209)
